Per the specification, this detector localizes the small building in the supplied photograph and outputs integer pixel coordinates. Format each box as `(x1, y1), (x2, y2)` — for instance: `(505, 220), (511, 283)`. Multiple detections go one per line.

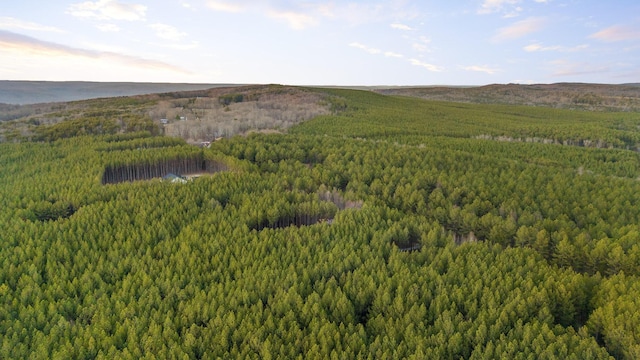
(163, 173), (187, 184)
(160, 118), (168, 124)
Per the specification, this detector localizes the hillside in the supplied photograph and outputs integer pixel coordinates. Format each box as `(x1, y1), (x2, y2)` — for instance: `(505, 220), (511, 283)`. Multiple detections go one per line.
(0, 85), (334, 143)
(4, 82), (640, 144)
(376, 83), (640, 112)
(1, 85), (640, 358)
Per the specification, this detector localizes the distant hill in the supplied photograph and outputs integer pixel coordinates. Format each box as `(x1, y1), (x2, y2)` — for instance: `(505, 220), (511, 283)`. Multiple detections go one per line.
(0, 84), (333, 143)
(375, 83), (640, 112)
(0, 81), (239, 105)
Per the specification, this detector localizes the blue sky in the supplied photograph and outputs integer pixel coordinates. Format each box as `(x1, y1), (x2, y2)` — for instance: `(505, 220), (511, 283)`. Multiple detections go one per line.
(1, 0), (639, 85)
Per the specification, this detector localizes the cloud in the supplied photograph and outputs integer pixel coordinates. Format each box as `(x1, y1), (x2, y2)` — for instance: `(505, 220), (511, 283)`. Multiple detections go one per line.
(204, 1), (412, 30)
(317, 2), (405, 26)
(493, 17), (546, 41)
(384, 51), (403, 58)
(267, 10), (318, 30)
(152, 41), (199, 51)
(391, 23), (412, 31)
(350, 41), (444, 74)
(0, 30), (188, 74)
(67, 0), (147, 21)
(478, 0), (520, 15)
(0, 16), (65, 33)
(523, 43), (559, 52)
(96, 23), (120, 32)
(462, 65), (499, 74)
(206, 1), (319, 29)
(479, 0), (548, 17)
(349, 42), (382, 55)
(149, 23), (187, 41)
(590, 25), (640, 42)
(409, 58), (443, 72)
(503, 6), (523, 18)
(549, 59), (609, 77)
(206, 0), (245, 13)
(350, 42), (405, 59)
(524, 43), (588, 52)
(412, 36), (431, 53)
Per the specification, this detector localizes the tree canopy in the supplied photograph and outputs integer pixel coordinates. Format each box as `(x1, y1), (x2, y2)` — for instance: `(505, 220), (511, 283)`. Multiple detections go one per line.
(2, 87), (640, 358)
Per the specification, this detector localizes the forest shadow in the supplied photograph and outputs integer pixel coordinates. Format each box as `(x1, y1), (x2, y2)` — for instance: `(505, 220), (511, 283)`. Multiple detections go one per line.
(101, 156), (228, 184)
(251, 213), (334, 231)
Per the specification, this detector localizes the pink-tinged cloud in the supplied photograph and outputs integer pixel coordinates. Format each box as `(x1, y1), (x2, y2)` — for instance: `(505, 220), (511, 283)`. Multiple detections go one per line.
(493, 17), (546, 41)
(0, 17), (65, 33)
(0, 30), (189, 74)
(204, 1), (404, 29)
(67, 0), (147, 21)
(267, 10), (318, 30)
(524, 43), (588, 52)
(206, 1), (318, 29)
(590, 25), (640, 42)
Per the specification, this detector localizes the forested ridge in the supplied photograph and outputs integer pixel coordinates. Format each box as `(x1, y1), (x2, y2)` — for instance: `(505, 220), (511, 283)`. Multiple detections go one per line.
(1, 87), (640, 358)
(375, 83), (640, 112)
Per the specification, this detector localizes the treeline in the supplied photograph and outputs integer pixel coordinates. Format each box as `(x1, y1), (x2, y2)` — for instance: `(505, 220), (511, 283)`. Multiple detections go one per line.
(376, 83), (640, 112)
(25, 115), (159, 142)
(95, 135), (237, 184)
(0, 95), (158, 142)
(96, 135), (185, 152)
(101, 155), (226, 184)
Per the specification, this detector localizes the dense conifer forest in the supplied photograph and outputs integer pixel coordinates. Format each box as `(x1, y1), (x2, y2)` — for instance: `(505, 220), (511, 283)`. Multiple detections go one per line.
(1, 86), (640, 358)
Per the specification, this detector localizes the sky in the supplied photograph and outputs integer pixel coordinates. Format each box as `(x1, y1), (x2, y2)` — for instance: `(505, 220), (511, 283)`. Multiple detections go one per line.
(0, 0), (639, 85)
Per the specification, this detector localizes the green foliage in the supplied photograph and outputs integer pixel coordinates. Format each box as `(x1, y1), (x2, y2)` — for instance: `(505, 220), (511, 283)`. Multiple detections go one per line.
(31, 115), (159, 142)
(3, 87), (640, 358)
(219, 93), (245, 106)
(293, 88), (640, 150)
(1, 94), (158, 142)
(96, 135), (185, 152)
(25, 200), (76, 222)
(587, 273), (640, 359)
